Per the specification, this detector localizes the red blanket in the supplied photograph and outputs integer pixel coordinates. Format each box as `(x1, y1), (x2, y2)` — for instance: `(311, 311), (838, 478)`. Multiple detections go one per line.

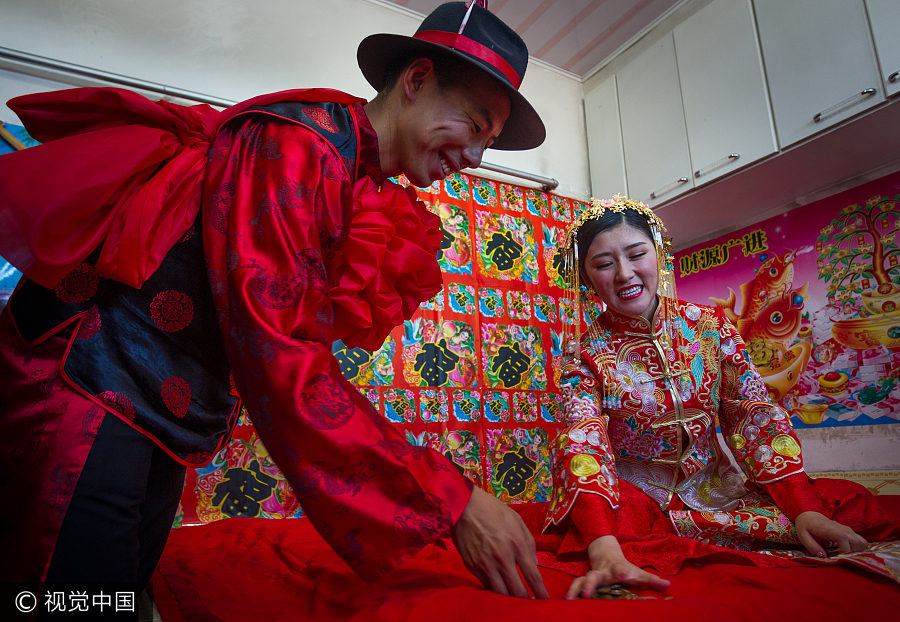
(151, 514), (900, 622)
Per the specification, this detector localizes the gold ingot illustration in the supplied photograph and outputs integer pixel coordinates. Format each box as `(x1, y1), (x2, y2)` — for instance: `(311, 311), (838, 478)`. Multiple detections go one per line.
(757, 342), (812, 401)
(860, 283), (900, 315)
(831, 311), (900, 350)
(569, 453), (601, 477)
(772, 434), (801, 458)
(792, 403), (828, 425)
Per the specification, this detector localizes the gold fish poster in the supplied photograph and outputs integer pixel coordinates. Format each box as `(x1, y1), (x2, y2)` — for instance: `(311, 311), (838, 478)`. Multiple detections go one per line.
(675, 171), (900, 428)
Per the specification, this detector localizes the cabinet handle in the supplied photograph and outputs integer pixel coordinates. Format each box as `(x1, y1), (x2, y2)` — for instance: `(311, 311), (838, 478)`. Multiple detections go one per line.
(649, 177), (689, 200)
(889, 71), (899, 84)
(813, 88), (877, 123)
(694, 153), (740, 178)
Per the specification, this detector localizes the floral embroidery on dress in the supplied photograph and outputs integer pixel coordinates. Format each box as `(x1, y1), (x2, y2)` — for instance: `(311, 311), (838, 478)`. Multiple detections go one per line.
(609, 419), (666, 459)
(561, 385), (600, 423)
(613, 360), (657, 415)
(739, 368), (770, 400)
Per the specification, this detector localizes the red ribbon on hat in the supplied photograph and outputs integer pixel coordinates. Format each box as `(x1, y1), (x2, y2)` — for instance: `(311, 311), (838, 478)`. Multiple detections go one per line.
(413, 30), (521, 89)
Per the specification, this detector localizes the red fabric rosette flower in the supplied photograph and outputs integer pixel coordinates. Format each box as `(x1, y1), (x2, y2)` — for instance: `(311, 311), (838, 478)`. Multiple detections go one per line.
(0, 86), (365, 290)
(329, 178), (442, 351)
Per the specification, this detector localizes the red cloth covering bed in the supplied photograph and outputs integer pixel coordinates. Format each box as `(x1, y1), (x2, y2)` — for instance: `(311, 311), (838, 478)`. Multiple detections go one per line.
(150, 504), (900, 622)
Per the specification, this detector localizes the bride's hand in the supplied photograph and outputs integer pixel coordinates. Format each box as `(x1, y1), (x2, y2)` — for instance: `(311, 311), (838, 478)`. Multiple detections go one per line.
(795, 511), (868, 557)
(565, 535), (671, 599)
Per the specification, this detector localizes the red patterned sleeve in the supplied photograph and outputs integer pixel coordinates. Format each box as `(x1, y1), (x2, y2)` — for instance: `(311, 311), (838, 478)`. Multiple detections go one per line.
(762, 472), (826, 520)
(571, 493), (618, 542)
(714, 307), (819, 514)
(201, 116), (472, 581)
(543, 350), (619, 535)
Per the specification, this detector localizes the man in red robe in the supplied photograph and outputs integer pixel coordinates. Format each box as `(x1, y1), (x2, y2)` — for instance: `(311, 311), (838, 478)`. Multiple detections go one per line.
(0, 1), (549, 605)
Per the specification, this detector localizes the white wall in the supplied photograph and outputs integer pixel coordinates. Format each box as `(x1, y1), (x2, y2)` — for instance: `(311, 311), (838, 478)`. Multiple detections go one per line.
(0, 0), (590, 199)
(798, 424), (900, 473)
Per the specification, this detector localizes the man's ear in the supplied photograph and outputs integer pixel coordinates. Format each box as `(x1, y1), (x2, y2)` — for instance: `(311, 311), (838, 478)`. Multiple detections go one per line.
(402, 57), (436, 102)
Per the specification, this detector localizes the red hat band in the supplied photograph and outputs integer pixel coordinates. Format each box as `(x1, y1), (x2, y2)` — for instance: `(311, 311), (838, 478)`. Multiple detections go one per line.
(413, 30), (522, 90)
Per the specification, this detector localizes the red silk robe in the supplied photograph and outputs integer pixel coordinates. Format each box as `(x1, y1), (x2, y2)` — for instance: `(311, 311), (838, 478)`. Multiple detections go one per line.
(199, 106), (473, 580)
(0, 87), (472, 584)
(544, 298), (824, 550)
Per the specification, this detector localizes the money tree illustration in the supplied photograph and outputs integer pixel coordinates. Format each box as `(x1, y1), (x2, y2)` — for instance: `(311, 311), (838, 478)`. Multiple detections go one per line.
(817, 194), (900, 307)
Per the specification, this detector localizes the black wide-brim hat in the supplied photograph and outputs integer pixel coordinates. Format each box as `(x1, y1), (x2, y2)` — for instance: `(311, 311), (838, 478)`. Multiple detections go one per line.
(357, 1), (546, 151)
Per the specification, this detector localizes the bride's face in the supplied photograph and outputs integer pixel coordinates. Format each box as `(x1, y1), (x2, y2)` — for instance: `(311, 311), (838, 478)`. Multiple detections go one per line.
(583, 222), (659, 320)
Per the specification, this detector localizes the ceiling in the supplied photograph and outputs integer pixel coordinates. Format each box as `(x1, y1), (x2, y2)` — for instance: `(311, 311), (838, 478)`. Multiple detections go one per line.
(383, 0), (684, 77)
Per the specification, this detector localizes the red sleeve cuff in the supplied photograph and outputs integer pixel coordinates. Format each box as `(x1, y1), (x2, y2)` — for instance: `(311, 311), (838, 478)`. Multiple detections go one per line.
(570, 493), (618, 544)
(763, 472), (827, 521)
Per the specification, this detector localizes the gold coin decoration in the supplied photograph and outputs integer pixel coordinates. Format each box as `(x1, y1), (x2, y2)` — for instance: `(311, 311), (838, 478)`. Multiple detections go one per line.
(593, 584), (637, 600)
(569, 453), (601, 477)
(591, 583), (669, 600)
(771, 434), (801, 457)
(731, 434), (746, 449)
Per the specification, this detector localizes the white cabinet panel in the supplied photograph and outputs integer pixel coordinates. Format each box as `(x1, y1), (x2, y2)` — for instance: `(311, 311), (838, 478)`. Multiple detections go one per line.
(674, 0), (777, 186)
(616, 34), (693, 206)
(754, 0), (885, 147)
(584, 72), (628, 200)
(866, 0), (900, 98)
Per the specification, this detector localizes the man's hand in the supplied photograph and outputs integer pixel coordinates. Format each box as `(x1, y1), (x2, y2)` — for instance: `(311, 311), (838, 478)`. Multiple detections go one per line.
(566, 535), (670, 600)
(451, 486), (549, 599)
(795, 511), (868, 557)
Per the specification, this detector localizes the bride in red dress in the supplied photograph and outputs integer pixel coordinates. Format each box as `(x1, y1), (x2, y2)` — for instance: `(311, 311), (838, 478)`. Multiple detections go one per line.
(542, 195), (899, 598)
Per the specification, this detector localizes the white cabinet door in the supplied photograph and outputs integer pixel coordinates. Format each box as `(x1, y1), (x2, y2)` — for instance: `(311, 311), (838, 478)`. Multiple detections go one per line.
(674, 0), (777, 186)
(754, 0), (885, 147)
(617, 34), (693, 206)
(866, 0), (900, 98)
(584, 72), (628, 200)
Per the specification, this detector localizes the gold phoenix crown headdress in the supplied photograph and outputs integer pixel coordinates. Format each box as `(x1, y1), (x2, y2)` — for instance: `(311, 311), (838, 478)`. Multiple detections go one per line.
(560, 194), (676, 346)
